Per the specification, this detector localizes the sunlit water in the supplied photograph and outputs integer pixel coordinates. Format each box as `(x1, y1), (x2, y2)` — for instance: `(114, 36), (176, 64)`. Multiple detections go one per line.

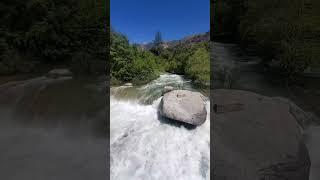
(110, 74), (210, 180)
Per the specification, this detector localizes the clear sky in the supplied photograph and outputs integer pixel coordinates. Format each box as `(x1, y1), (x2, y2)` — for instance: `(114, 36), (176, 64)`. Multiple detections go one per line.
(111, 0), (209, 44)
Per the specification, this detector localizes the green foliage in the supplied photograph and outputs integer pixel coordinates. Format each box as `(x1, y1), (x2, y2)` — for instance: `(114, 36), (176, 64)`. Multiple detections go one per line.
(110, 29), (210, 86)
(214, 0), (320, 80)
(159, 41), (210, 86)
(185, 47), (210, 86)
(0, 0), (107, 75)
(110, 30), (161, 84)
(160, 42), (208, 73)
(131, 51), (160, 82)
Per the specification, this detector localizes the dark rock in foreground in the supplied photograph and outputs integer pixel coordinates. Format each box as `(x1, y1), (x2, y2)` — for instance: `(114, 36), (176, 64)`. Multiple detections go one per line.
(213, 89), (311, 180)
(159, 90), (207, 126)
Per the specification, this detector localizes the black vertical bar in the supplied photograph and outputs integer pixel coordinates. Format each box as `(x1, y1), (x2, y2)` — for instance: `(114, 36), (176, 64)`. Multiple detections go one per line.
(106, 0), (111, 179)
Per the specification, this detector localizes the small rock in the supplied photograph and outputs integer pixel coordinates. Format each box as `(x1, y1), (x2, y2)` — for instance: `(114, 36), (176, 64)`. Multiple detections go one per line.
(124, 83), (133, 87)
(162, 86), (174, 95)
(47, 69), (72, 78)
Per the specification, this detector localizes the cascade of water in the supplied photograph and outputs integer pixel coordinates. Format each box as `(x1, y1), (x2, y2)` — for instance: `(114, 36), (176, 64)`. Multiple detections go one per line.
(110, 74), (210, 180)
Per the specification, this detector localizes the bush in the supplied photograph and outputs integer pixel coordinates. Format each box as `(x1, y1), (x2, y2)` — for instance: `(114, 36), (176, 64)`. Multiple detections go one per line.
(185, 47), (210, 86)
(0, 0), (107, 75)
(110, 30), (161, 84)
(214, 0), (320, 81)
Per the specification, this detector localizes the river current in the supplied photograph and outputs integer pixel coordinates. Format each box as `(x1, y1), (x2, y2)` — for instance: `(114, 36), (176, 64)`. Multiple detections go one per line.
(110, 74), (210, 180)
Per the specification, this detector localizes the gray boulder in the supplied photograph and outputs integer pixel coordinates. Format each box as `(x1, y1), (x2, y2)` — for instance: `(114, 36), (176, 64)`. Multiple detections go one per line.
(47, 69), (72, 78)
(159, 90), (207, 125)
(213, 89), (311, 180)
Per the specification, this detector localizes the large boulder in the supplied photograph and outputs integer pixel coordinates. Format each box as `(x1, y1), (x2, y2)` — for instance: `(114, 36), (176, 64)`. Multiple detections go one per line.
(159, 90), (207, 125)
(213, 89), (311, 180)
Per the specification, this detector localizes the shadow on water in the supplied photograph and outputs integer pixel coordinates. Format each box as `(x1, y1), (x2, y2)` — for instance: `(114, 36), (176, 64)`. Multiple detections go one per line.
(0, 76), (107, 138)
(0, 75), (107, 180)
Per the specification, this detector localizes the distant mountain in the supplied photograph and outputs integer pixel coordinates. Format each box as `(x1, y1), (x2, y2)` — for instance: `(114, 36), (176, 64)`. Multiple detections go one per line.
(138, 32), (209, 50)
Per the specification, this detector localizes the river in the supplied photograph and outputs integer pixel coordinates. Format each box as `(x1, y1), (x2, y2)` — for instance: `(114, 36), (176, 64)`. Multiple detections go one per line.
(110, 74), (210, 180)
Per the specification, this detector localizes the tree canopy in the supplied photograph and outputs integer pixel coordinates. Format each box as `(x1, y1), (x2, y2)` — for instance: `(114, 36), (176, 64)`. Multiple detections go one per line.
(111, 30), (210, 87)
(213, 0), (320, 80)
(0, 0), (107, 75)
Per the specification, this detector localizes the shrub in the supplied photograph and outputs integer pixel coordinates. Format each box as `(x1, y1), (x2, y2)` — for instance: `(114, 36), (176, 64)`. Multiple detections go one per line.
(185, 47), (210, 86)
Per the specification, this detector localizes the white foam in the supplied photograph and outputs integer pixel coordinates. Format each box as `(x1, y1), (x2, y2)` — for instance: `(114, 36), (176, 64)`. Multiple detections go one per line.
(110, 75), (210, 180)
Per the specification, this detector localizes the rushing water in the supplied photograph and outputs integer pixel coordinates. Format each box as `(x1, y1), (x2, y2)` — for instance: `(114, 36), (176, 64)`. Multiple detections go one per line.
(110, 74), (210, 180)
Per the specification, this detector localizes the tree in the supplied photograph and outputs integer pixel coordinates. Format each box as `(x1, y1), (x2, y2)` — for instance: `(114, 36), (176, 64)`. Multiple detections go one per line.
(151, 31), (163, 55)
(154, 31), (163, 46)
(110, 30), (161, 83)
(0, 0), (107, 75)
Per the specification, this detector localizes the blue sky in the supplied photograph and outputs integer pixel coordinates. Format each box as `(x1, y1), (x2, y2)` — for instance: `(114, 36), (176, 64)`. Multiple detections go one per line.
(111, 0), (209, 44)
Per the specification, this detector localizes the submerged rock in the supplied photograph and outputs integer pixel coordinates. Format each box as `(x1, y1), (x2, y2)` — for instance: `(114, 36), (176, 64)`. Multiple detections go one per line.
(213, 89), (311, 180)
(47, 69), (72, 78)
(159, 90), (207, 126)
(162, 86), (174, 95)
(123, 83), (133, 87)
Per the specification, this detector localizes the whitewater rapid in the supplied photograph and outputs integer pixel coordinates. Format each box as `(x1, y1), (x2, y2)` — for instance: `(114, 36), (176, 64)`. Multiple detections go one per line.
(110, 74), (210, 180)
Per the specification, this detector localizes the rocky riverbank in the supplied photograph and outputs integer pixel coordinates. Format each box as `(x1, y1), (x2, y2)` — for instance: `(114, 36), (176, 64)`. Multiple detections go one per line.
(211, 41), (320, 180)
(0, 73), (107, 180)
(213, 89), (311, 180)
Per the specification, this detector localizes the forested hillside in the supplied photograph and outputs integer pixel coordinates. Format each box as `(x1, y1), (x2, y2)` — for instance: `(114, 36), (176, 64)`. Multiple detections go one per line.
(110, 30), (210, 87)
(212, 0), (320, 80)
(139, 32), (210, 50)
(0, 0), (107, 75)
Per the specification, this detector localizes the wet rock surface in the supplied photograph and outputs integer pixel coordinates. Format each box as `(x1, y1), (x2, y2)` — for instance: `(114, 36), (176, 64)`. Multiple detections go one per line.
(162, 85), (175, 95)
(213, 89), (310, 180)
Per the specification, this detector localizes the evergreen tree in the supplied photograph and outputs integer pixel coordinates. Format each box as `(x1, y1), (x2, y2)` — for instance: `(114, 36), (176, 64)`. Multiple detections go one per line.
(151, 31), (163, 55)
(154, 31), (163, 46)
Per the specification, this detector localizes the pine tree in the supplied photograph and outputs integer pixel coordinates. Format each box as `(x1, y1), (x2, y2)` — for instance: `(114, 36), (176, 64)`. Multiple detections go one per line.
(151, 31), (163, 55)
(154, 31), (163, 46)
